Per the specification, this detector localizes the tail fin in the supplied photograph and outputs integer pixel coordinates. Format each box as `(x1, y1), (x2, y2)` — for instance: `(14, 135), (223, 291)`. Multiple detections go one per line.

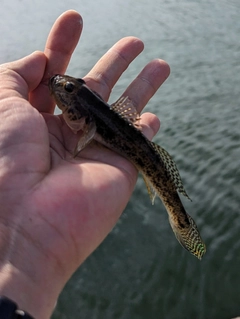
(169, 213), (206, 260)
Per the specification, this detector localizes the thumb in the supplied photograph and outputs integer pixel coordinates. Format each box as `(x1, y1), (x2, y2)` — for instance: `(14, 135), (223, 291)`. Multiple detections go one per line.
(0, 51), (47, 101)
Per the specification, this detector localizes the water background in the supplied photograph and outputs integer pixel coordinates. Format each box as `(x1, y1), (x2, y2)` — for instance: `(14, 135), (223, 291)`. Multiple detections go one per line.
(1, 0), (240, 318)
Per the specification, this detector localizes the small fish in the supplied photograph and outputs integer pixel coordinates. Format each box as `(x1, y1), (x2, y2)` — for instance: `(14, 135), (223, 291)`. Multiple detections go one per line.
(49, 74), (206, 260)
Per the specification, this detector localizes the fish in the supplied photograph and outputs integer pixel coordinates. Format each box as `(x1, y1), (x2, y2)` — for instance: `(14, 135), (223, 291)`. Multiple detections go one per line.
(49, 74), (206, 260)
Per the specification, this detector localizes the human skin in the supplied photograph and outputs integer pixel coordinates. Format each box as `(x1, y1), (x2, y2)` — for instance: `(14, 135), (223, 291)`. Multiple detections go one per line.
(0, 10), (170, 319)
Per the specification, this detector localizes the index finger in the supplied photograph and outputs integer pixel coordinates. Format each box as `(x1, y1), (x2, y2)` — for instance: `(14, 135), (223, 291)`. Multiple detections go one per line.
(30, 10), (82, 113)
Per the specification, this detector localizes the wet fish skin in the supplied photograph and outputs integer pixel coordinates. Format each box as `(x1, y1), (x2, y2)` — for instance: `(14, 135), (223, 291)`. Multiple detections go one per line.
(49, 74), (206, 260)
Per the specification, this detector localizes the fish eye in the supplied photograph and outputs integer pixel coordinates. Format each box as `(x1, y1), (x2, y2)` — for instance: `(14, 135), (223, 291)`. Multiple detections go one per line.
(64, 82), (75, 93)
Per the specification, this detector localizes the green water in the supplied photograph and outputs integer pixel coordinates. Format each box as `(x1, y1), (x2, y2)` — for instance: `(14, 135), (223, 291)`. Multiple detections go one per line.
(1, 0), (240, 318)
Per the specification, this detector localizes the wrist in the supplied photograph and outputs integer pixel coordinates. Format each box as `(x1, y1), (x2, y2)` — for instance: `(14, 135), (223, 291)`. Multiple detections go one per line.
(0, 214), (65, 319)
(0, 256), (60, 319)
(0, 267), (49, 318)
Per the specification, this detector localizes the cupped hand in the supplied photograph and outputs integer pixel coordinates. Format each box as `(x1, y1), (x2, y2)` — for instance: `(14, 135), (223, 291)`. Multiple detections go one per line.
(0, 10), (170, 318)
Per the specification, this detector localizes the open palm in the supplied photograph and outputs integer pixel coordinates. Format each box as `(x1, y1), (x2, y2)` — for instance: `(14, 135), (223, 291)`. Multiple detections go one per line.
(0, 11), (170, 316)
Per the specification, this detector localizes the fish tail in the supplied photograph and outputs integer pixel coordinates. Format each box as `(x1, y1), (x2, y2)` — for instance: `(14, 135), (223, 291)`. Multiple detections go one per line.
(169, 211), (206, 260)
(141, 142), (206, 259)
(141, 170), (206, 259)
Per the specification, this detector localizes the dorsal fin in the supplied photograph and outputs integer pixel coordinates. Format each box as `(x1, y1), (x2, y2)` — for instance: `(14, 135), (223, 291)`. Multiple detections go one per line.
(110, 96), (141, 128)
(150, 141), (191, 200)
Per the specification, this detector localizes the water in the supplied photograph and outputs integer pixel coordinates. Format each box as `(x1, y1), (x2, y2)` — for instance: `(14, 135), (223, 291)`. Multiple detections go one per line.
(1, 0), (240, 318)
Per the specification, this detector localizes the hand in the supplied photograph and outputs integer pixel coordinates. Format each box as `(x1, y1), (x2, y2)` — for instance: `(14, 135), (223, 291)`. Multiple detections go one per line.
(0, 10), (170, 319)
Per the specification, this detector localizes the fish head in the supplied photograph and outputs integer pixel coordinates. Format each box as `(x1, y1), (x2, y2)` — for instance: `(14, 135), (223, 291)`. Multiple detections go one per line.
(49, 75), (90, 133)
(49, 74), (85, 113)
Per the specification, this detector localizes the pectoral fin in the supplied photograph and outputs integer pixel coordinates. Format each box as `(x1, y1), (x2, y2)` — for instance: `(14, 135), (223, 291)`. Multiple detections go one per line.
(74, 119), (96, 157)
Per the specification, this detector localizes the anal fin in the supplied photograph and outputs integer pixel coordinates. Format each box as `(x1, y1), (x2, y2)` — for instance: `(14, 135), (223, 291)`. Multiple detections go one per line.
(142, 174), (157, 205)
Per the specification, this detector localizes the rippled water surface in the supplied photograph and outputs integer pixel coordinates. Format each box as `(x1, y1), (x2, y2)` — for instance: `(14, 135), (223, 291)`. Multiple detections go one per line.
(1, 0), (240, 318)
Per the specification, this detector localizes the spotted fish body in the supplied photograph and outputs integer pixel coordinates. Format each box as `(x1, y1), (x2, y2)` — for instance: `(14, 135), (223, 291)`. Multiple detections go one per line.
(49, 75), (206, 259)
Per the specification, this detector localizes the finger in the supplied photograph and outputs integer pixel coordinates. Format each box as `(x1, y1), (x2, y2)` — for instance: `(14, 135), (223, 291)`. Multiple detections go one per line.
(44, 10), (82, 77)
(0, 51), (46, 101)
(122, 59), (170, 113)
(84, 36), (144, 101)
(30, 10), (82, 113)
(140, 112), (161, 140)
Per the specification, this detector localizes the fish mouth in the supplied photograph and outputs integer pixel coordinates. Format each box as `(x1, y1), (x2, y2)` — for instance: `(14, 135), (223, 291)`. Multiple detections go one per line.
(48, 75), (57, 93)
(49, 74), (57, 85)
(49, 74), (60, 87)
(48, 74), (66, 94)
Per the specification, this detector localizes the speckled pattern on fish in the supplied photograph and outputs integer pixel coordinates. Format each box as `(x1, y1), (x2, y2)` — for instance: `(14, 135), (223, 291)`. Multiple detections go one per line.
(49, 74), (206, 260)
